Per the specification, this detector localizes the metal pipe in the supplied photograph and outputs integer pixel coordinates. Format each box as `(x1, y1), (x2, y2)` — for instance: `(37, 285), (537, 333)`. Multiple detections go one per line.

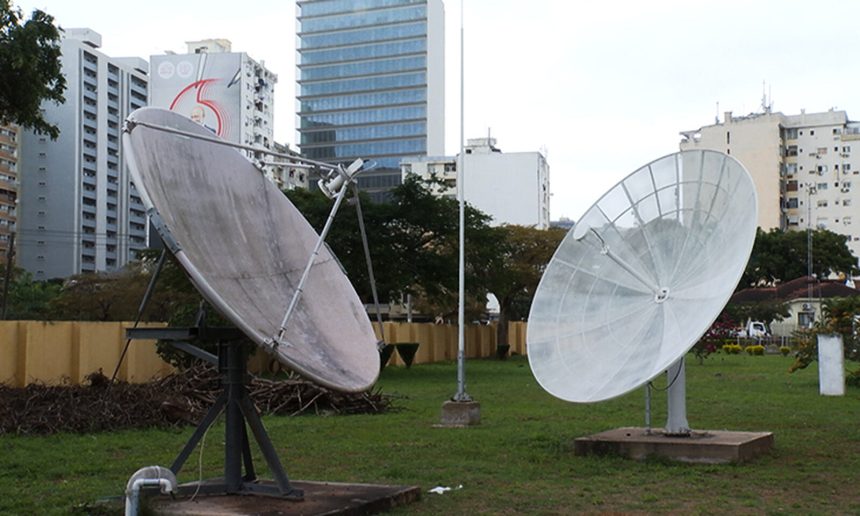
(351, 183), (385, 344)
(274, 174), (350, 345)
(644, 383), (652, 435)
(127, 118), (333, 171)
(454, 0), (470, 402)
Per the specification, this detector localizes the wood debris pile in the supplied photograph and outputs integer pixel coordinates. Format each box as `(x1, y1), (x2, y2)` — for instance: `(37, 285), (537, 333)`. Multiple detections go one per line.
(0, 364), (393, 435)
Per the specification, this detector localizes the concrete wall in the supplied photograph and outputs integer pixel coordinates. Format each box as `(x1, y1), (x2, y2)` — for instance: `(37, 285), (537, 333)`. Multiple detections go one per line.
(0, 321), (171, 387)
(1, 321), (530, 387)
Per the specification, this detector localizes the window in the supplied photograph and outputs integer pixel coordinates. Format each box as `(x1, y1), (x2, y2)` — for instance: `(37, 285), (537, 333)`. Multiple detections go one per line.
(845, 199), (852, 207)
(726, 131), (730, 145)
(798, 312), (814, 328)
(810, 130), (815, 136)
(817, 200), (828, 207)
(816, 182), (828, 190)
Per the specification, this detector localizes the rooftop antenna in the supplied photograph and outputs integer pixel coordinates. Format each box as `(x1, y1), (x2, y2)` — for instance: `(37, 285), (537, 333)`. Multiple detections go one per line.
(715, 101), (720, 124)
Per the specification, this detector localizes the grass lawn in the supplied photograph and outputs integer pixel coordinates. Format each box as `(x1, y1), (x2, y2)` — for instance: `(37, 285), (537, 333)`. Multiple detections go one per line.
(2, 353), (859, 515)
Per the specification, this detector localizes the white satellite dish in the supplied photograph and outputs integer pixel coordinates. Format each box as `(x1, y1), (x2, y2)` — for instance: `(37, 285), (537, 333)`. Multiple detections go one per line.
(123, 107), (379, 393)
(528, 150), (757, 404)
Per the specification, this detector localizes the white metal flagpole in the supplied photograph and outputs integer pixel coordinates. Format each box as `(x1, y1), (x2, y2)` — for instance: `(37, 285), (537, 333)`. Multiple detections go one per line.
(454, 0), (470, 402)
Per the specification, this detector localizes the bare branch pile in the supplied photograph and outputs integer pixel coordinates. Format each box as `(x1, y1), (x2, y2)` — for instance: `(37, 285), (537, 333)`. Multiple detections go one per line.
(0, 364), (393, 435)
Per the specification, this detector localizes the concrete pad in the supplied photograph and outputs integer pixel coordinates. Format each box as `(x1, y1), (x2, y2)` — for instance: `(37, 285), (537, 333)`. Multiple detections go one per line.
(574, 427), (774, 464)
(148, 480), (421, 515)
(437, 400), (481, 427)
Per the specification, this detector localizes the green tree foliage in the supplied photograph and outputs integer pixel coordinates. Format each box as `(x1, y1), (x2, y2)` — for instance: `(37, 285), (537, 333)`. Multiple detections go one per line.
(287, 175), (495, 319)
(723, 300), (790, 330)
(479, 225), (566, 347)
(0, 0), (66, 138)
(741, 227), (858, 287)
(790, 296), (860, 375)
(0, 266), (61, 319)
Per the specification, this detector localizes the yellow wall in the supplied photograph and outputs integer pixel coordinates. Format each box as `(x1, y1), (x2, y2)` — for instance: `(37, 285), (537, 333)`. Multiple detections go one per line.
(0, 321), (171, 387)
(0, 320), (529, 386)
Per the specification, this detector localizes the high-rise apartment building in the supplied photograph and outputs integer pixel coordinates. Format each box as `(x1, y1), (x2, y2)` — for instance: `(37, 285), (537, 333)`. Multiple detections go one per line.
(401, 137), (551, 229)
(19, 29), (149, 280)
(0, 124), (18, 263)
(148, 39), (294, 188)
(680, 108), (860, 261)
(296, 0), (445, 202)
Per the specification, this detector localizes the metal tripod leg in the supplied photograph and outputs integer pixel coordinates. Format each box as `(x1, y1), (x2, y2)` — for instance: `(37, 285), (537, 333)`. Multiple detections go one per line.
(171, 392), (226, 474)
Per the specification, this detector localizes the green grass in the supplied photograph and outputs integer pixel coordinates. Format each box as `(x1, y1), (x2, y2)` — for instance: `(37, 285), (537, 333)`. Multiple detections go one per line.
(2, 353), (860, 514)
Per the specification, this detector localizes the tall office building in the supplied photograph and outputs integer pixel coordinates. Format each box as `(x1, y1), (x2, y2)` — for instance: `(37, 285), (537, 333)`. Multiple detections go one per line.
(680, 108), (860, 262)
(18, 29), (149, 280)
(296, 0), (445, 202)
(0, 124), (18, 263)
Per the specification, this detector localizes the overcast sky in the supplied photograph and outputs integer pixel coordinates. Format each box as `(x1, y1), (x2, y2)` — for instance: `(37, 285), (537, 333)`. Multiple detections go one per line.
(15, 0), (860, 221)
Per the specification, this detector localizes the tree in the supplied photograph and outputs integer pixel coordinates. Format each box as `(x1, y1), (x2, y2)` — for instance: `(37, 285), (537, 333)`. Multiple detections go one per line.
(0, 266), (61, 319)
(740, 227), (858, 287)
(481, 225), (566, 349)
(286, 175), (495, 320)
(0, 0), (66, 138)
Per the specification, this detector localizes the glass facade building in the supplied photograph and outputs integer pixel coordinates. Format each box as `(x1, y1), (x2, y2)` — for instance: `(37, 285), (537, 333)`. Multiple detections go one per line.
(296, 0), (445, 202)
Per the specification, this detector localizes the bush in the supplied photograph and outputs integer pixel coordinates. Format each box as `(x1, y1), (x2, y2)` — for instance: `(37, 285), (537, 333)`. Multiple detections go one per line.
(722, 343), (742, 354)
(745, 345), (765, 356)
(779, 345), (791, 356)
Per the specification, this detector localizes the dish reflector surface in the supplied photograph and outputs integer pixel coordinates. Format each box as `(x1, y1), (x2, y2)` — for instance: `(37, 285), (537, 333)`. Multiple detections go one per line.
(528, 150), (757, 402)
(124, 108), (379, 392)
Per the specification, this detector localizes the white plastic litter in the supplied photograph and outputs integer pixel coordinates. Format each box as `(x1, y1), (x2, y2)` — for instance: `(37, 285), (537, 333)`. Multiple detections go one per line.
(428, 484), (463, 495)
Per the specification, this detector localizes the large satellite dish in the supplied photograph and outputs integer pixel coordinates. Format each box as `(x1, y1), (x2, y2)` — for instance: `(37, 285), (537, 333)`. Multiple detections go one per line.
(123, 107), (379, 393)
(528, 150), (757, 403)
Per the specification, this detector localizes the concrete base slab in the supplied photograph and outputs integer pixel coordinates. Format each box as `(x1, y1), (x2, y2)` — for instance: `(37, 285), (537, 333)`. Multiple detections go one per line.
(574, 427), (774, 464)
(437, 400), (481, 427)
(147, 480), (421, 515)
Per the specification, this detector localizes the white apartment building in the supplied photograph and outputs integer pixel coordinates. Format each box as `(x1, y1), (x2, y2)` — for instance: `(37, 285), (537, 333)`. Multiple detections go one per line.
(401, 137), (550, 229)
(150, 39), (298, 189)
(680, 109), (860, 261)
(18, 29), (149, 279)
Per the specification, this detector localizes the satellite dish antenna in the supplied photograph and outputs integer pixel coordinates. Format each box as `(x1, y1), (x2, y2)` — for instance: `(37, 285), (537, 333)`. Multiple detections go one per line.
(123, 107), (379, 393)
(528, 150), (757, 434)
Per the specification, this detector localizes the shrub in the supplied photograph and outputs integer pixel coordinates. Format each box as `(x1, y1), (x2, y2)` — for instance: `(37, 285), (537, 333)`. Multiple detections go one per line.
(779, 345), (791, 356)
(745, 344), (765, 356)
(722, 343), (742, 355)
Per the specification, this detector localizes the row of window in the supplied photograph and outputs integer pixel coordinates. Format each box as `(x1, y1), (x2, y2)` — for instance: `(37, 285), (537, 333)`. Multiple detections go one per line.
(300, 38), (426, 66)
(300, 104), (425, 128)
(356, 171), (403, 189)
(299, 4), (426, 34)
(301, 121), (426, 145)
(0, 127), (16, 141)
(300, 20), (426, 50)
(299, 87), (426, 113)
(299, 0), (423, 18)
(300, 55), (426, 82)
(299, 71), (425, 97)
(303, 138), (425, 160)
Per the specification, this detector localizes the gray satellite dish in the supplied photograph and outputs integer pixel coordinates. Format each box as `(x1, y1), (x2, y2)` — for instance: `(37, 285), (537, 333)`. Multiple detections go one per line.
(123, 107), (379, 393)
(528, 150), (757, 404)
